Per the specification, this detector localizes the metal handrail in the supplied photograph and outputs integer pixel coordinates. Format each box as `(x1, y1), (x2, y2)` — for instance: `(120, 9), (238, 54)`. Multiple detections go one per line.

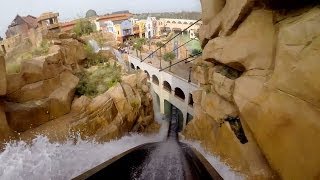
(159, 52), (202, 72)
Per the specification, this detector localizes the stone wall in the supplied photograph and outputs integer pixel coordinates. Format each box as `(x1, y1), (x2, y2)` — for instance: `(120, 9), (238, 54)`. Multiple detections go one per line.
(184, 0), (320, 179)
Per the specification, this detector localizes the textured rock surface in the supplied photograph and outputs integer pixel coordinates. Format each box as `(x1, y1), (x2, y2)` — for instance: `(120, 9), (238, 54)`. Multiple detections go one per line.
(4, 37), (85, 133)
(5, 99), (50, 132)
(200, 0), (254, 46)
(70, 72), (158, 141)
(186, 1), (320, 179)
(0, 102), (14, 142)
(0, 56), (7, 95)
(202, 9), (275, 71)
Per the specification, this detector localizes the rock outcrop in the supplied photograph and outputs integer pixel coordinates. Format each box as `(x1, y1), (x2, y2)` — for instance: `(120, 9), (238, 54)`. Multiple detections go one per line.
(70, 72), (157, 141)
(185, 1), (320, 179)
(4, 38), (85, 133)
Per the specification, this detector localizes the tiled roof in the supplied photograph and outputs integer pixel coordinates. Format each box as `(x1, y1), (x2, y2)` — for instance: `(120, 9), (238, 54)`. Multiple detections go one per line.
(22, 15), (38, 28)
(97, 13), (132, 22)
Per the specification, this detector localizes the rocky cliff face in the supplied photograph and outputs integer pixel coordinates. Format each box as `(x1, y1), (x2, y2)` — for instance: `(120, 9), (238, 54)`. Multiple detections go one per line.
(184, 0), (320, 179)
(70, 72), (157, 141)
(0, 34), (158, 145)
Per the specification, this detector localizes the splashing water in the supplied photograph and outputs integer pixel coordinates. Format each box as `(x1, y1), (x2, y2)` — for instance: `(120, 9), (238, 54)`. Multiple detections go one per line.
(0, 121), (169, 180)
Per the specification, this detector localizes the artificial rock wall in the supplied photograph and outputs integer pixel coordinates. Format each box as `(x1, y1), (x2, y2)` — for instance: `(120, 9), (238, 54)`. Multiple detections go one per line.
(184, 0), (320, 179)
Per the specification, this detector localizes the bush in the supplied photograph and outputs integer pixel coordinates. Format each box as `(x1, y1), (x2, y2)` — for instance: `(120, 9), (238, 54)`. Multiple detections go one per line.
(75, 64), (122, 97)
(73, 19), (96, 37)
(191, 49), (202, 57)
(84, 44), (108, 67)
(32, 40), (50, 57)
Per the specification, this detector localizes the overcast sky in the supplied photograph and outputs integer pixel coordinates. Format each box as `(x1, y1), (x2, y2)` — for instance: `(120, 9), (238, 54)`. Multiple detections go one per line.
(0, 0), (201, 37)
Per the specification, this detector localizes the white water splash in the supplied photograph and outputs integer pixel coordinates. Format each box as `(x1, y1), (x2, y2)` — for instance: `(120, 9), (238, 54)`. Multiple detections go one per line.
(0, 121), (169, 180)
(182, 140), (245, 180)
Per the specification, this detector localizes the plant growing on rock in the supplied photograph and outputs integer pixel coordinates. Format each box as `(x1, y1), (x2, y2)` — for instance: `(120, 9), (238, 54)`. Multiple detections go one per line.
(84, 44), (108, 67)
(75, 64), (122, 97)
(163, 52), (176, 72)
(73, 19), (96, 37)
(32, 40), (50, 57)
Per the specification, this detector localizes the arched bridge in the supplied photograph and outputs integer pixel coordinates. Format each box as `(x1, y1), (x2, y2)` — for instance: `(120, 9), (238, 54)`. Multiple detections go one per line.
(129, 54), (198, 131)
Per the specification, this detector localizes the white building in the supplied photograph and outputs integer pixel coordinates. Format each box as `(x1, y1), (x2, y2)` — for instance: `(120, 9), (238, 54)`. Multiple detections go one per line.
(157, 18), (202, 39)
(145, 17), (157, 39)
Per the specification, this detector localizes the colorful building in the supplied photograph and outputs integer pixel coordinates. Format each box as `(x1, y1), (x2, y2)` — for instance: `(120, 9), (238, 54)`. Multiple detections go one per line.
(145, 17), (157, 39)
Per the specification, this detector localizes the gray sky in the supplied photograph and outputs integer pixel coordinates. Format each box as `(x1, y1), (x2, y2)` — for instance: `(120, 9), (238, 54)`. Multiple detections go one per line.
(0, 0), (201, 37)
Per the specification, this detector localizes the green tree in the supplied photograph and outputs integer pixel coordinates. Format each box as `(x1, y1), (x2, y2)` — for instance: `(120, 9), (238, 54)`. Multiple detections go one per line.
(156, 41), (165, 68)
(191, 49), (202, 57)
(73, 19), (96, 37)
(163, 52), (176, 72)
(133, 38), (146, 60)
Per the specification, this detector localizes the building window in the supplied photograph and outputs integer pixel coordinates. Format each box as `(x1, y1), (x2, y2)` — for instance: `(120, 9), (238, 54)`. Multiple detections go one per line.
(174, 87), (185, 101)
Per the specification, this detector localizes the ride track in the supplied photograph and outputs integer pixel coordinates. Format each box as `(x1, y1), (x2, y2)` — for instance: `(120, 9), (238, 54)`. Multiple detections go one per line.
(73, 106), (223, 180)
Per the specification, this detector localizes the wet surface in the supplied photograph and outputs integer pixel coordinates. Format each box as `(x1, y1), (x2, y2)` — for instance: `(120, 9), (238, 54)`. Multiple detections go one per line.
(74, 107), (223, 180)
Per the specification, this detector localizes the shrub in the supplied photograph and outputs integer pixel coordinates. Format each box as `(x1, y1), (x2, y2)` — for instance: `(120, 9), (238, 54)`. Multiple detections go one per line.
(32, 40), (50, 57)
(73, 19), (96, 37)
(75, 64), (122, 97)
(84, 44), (108, 67)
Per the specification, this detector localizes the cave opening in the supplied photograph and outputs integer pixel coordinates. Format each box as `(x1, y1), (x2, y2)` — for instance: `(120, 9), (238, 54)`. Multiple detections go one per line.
(225, 116), (248, 144)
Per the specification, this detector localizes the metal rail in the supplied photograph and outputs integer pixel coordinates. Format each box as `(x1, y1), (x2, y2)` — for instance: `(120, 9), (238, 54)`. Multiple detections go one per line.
(159, 52), (202, 72)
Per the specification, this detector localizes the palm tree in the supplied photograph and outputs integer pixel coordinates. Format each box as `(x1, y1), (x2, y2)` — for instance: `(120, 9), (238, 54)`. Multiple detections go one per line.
(133, 42), (143, 60)
(163, 52), (176, 72)
(156, 41), (165, 68)
(133, 38), (146, 60)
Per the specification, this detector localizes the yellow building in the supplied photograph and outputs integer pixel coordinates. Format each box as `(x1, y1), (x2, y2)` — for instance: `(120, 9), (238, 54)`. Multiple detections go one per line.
(136, 20), (146, 38)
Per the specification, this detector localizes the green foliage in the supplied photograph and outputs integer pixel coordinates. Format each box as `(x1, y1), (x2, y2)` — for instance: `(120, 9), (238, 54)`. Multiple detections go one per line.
(84, 44), (108, 67)
(75, 64), (122, 97)
(163, 52), (176, 62)
(93, 33), (106, 47)
(73, 19), (96, 37)
(191, 49), (202, 57)
(32, 40), (50, 57)
(132, 38), (146, 51)
(156, 41), (165, 48)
